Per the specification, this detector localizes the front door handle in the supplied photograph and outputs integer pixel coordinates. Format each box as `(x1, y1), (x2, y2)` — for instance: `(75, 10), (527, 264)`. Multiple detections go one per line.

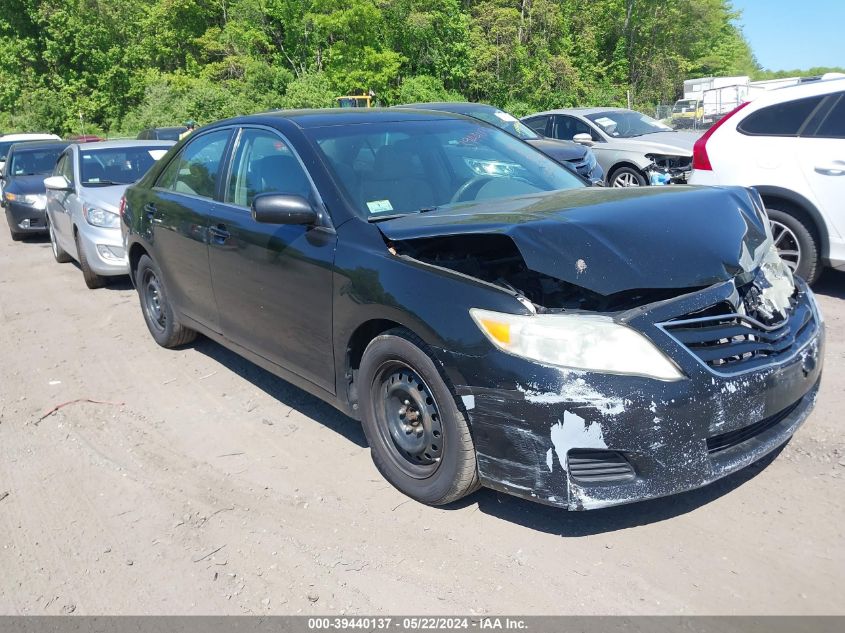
(815, 160), (845, 176)
(209, 224), (231, 244)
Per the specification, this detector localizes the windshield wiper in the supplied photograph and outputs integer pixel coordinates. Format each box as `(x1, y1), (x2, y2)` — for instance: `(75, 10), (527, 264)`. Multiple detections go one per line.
(83, 179), (122, 186)
(367, 213), (413, 223)
(367, 207), (439, 222)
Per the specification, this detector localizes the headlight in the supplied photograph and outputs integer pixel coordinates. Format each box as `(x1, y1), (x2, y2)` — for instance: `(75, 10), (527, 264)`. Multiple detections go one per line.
(464, 158), (523, 178)
(4, 192), (43, 206)
(470, 308), (684, 381)
(83, 205), (120, 228)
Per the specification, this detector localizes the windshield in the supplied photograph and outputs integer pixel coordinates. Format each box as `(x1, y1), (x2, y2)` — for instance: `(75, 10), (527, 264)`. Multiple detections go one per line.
(8, 148), (63, 176)
(308, 119), (583, 220)
(468, 109), (540, 140)
(81, 146), (170, 186)
(585, 110), (674, 138)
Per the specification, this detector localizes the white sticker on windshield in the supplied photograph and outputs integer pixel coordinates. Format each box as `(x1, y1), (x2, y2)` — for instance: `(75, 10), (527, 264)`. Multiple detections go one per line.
(366, 199), (394, 214)
(594, 116), (616, 127)
(494, 111), (518, 122)
(148, 150), (168, 160)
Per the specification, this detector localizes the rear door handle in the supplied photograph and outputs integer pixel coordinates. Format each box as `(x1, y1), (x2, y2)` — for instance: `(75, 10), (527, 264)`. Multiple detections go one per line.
(815, 160), (845, 176)
(209, 224), (230, 244)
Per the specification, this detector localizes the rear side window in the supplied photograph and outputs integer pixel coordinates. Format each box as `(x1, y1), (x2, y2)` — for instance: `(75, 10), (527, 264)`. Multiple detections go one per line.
(156, 129), (230, 198)
(811, 94), (845, 138)
(738, 95), (824, 136)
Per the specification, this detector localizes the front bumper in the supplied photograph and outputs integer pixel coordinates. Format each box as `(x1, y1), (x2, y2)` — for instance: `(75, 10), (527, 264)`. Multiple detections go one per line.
(446, 280), (824, 510)
(76, 223), (129, 276)
(5, 201), (47, 234)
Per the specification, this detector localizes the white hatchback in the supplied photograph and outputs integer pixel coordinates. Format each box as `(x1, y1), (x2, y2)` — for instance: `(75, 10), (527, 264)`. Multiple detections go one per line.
(688, 77), (845, 283)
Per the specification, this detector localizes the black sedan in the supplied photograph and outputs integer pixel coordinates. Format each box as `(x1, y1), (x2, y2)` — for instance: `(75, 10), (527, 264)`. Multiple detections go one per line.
(2, 140), (71, 240)
(121, 108), (823, 510)
(395, 102), (604, 184)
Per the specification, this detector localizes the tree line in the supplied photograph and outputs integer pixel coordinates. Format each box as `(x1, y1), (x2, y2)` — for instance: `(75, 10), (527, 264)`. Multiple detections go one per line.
(0, 0), (828, 136)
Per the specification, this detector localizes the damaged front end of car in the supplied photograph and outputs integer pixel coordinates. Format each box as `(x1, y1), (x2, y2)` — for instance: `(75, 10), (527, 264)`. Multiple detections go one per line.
(376, 185), (825, 510)
(645, 153), (692, 185)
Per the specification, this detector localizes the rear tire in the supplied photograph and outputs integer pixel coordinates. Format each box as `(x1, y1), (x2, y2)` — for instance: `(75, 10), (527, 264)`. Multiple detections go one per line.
(75, 231), (106, 289)
(766, 206), (820, 284)
(358, 328), (480, 506)
(48, 218), (72, 263)
(135, 254), (196, 348)
(609, 166), (647, 187)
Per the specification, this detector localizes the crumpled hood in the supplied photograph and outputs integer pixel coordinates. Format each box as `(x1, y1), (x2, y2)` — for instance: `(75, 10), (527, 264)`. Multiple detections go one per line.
(377, 186), (770, 296)
(526, 138), (587, 162)
(5, 175), (50, 196)
(611, 131), (697, 156)
(80, 184), (128, 213)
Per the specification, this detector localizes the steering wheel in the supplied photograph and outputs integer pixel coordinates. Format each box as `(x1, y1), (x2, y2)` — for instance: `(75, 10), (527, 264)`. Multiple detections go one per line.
(450, 175), (496, 204)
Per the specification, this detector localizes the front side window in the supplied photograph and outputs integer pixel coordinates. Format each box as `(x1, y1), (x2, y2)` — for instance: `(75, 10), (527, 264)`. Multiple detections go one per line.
(156, 130), (230, 199)
(309, 118), (584, 220)
(80, 146), (170, 186)
(8, 148), (63, 176)
(226, 129), (313, 207)
(738, 96), (825, 137)
(56, 152), (74, 184)
(585, 110), (673, 138)
(555, 115), (599, 141)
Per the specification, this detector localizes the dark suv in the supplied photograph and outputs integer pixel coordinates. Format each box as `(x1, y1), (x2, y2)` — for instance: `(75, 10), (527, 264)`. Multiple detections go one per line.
(122, 109), (823, 511)
(137, 127), (187, 141)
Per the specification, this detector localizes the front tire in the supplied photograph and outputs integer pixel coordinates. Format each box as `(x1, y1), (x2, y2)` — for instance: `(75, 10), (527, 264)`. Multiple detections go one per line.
(359, 329), (480, 506)
(609, 166), (647, 187)
(135, 254), (197, 348)
(75, 231), (106, 289)
(766, 206), (820, 284)
(48, 219), (72, 263)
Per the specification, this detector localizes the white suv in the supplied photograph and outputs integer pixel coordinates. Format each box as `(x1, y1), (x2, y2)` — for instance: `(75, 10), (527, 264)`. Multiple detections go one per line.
(689, 77), (845, 283)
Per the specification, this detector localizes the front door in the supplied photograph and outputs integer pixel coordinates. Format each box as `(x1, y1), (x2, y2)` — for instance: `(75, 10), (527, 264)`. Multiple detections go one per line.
(147, 128), (233, 331)
(207, 127), (337, 393)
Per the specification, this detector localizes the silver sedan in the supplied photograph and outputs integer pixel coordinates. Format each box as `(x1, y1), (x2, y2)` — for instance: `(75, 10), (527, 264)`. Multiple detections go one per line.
(522, 107), (699, 187)
(44, 140), (173, 288)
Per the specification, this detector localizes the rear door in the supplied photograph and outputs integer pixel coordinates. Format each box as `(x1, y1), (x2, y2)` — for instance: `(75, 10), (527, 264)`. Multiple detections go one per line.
(798, 92), (845, 238)
(207, 126), (337, 392)
(148, 128), (234, 331)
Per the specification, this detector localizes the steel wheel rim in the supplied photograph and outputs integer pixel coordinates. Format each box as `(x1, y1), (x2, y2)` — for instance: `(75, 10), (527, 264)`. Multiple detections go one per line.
(142, 269), (166, 331)
(770, 220), (801, 273)
(612, 171), (640, 187)
(373, 361), (443, 479)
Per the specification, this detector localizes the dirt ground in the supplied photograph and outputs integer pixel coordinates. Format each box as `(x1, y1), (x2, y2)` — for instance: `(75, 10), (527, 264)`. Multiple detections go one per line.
(0, 230), (842, 616)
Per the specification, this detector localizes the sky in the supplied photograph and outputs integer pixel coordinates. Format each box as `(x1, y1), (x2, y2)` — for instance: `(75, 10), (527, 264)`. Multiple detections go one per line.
(731, 0), (845, 71)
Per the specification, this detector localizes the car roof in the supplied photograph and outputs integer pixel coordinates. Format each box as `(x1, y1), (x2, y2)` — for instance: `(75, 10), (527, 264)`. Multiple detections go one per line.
(394, 102), (499, 114)
(525, 107), (630, 118)
(75, 140), (175, 151)
(751, 76), (845, 106)
(7, 140), (70, 151)
(146, 127), (186, 131)
(212, 107), (464, 130)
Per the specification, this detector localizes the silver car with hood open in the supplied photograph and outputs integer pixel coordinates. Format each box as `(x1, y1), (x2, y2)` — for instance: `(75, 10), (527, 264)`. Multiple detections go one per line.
(522, 107), (699, 187)
(44, 140), (174, 288)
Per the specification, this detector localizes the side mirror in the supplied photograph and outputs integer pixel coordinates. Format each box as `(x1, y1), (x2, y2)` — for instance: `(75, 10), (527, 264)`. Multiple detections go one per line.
(573, 133), (594, 147)
(252, 193), (318, 226)
(44, 175), (72, 191)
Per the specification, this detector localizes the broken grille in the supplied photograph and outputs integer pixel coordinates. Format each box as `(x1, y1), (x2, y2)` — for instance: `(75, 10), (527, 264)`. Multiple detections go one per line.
(661, 300), (816, 374)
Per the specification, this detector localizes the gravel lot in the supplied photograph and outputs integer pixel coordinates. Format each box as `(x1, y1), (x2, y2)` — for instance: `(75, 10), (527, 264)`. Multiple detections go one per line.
(0, 231), (843, 616)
